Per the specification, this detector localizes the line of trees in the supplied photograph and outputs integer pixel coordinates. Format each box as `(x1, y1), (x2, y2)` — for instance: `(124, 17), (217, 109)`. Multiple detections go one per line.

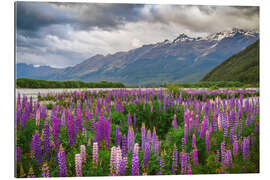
(16, 78), (126, 88)
(166, 81), (245, 89)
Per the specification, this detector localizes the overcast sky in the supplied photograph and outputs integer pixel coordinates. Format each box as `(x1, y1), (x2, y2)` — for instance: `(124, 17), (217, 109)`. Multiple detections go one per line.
(16, 2), (259, 68)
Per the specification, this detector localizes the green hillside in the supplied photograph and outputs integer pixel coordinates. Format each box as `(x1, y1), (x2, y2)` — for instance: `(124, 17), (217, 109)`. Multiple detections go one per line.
(201, 40), (259, 84)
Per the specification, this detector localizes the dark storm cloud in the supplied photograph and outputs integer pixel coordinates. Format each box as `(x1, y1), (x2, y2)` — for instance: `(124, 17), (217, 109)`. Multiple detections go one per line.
(16, 2), (143, 33)
(16, 2), (71, 32)
(15, 2), (259, 68)
(16, 2), (259, 36)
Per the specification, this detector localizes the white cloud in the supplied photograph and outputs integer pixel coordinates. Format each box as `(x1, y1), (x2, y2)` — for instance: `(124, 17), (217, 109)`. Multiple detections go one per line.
(16, 3), (259, 68)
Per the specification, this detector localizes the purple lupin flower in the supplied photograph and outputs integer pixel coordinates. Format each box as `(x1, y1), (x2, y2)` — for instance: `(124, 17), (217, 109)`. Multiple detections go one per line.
(242, 136), (250, 160)
(192, 146), (199, 165)
(127, 112), (132, 127)
(254, 121), (259, 133)
(230, 128), (235, 144)
(133, 113), (137, 132)
(141, 123), (146, 150)
(205, 130), (210, 153)
(32, 131), (42, 165)
(76, 106), (82, 135)
(172, 114), (178, 129)
(16, 103), (22, 128)
(192, 134), (196, 148)
(200, 116), (207, 138)
(84, 106), (89, 131)
(143, 142), (150, 170)
(215, 150), (220, 162)
(61, 108), (66, 127)
(233, 137), (239, 157)
(115, 126), (121, 147)
(67, 111), (76, 146)
(21, 109), (29, 129)
(195, 114), (199, 134)
(189, 117), (193, 136)
(157, 152), (165, 175)
(16, 146), (21, 163)
(90, 111), (95, 132)
(184, 123), (188, 143)
(75, 154), (82, 176)
(221, 141), (226, 167)
(128, 126), (135, 152)
(99, 109), (111, 149)
(119, 159), (126, 176)
(151, 127), (157, 151)
(180, 150), (187, 174)
(40, 105), (47, 120)
(224, 117), (228, 138)
(131, 144), (140, 176)
(245, 113), (250, 127)
(42, 120), (51, 160)
(122, 136), (128, 158)
(182, 137), (186, 150)
(187, 164), (192, 175)
(41, 163), (50, 177)
(146, 129), (151, 144)
(51, 115), (61, 151)
(94, 121), (100, 145)
(172, 144), (178, 174)
(251, 133), (256, 147)
(58, 145), (67, 177)
(225, 150), (233, 168)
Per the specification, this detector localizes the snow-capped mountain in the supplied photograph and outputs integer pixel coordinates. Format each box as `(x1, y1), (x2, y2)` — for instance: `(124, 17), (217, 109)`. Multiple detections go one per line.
(16, 28), (259, 86)
(206, 28), (258, 41)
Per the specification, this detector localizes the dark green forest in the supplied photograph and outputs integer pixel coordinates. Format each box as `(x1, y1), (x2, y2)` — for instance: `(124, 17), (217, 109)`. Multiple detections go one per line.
(201, 40), (259, 84)
(16, 78), (125, 88)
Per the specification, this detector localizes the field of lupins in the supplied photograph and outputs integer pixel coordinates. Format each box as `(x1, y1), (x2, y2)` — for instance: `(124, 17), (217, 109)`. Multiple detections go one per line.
(15, 88), (259, 177)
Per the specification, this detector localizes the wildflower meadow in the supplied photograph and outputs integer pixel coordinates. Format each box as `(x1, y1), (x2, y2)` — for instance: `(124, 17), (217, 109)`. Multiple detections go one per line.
(15, 88), (259, 177)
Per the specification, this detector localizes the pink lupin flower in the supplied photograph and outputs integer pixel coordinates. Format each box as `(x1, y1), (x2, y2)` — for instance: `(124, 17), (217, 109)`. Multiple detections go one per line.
(110, 146), (117, 175)
(115, 146), (122, 175)
(35, 107), (40, 127)
(217, 114), (222, 130)
(172, 114), (178, 129)
(92, 142), (98, 167)
(61, 108), (66, 127)
(75, 154), (82, 176)
(80, 145), (86, 163)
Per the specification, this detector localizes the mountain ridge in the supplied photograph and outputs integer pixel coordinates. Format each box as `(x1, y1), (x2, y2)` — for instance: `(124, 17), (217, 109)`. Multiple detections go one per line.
(16, 28), (259, 85)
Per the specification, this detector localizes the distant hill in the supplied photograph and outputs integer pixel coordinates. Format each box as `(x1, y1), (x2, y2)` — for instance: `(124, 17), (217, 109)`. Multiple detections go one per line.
(16, 28), (259, 86)
(201, 40), (259, 84)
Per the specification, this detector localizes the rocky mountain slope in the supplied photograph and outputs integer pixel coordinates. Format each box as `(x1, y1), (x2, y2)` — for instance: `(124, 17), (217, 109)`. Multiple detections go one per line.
(16, 28), (259, 86)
